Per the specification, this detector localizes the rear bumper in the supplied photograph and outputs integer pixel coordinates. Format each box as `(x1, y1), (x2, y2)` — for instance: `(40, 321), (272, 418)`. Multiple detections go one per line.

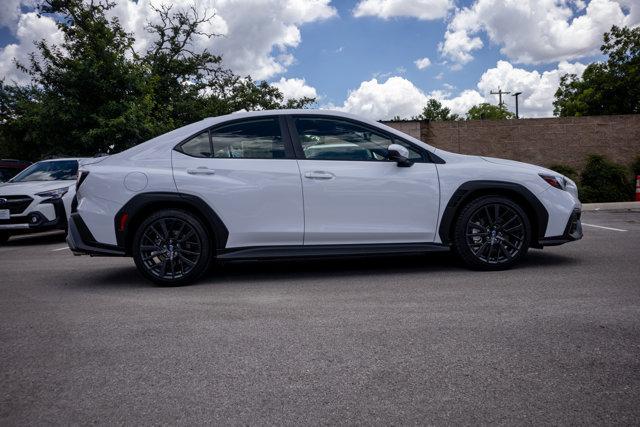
(67, 213), (125, 256)
(538, 208), (583, 246)
(0, 199), (67, 231)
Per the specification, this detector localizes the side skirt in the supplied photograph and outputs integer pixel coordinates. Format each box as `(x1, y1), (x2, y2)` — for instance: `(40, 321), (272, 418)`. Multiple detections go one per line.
(217, 243), (450, 260)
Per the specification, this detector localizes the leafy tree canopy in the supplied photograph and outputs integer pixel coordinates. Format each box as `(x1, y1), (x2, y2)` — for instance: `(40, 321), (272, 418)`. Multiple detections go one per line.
(417, 99), (460, 121)
(0, 0), (314, 160)
(553, 25), (640, 117)
(466, 103), (515, 120)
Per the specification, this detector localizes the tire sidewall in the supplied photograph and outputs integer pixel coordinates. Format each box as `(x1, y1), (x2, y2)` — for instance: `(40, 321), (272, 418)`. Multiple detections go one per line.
(132, 209), (212, 286)
(453, 196), (531, 270)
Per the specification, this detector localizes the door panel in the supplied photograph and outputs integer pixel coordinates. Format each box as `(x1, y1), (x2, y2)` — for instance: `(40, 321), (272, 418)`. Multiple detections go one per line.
(298, 160), (439, 244)
(173, 152), (304, 248)
(171, 118), (303, 248)
(290, 115), (440, 245)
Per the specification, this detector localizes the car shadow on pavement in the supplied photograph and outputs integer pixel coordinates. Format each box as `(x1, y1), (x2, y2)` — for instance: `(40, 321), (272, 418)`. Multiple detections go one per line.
(81, 249), (577, 289)
(5, 231), (66, 246)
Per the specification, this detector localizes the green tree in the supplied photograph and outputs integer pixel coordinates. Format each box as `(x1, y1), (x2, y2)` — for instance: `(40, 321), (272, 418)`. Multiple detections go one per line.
(0, 0), (313, 160)
(466, 103), (515, 120)
(554, 25), (640, 116)
(418, 98), (460, 121)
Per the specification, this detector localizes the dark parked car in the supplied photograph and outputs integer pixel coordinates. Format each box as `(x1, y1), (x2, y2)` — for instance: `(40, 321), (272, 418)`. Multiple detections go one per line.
(0, 159), (31, 183)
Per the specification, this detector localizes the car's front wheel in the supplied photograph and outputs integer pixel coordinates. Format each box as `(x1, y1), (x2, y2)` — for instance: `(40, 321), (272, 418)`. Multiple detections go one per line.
(0, 231), (9, 245)
(453, 196), (531, 270)
(132, 209), (212, 286)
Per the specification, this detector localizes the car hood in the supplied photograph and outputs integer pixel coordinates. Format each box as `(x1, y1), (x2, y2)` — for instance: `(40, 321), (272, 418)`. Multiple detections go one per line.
(0, 180), (76, 196)
(480, 156), (556, 175)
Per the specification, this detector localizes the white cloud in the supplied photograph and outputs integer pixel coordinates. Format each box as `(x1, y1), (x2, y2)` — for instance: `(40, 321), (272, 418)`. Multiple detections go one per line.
(272, 77), (318, 101)
(435, 89), (485, 116)
(0, 12), (63, 85)
(414, 57), (431, 69)
(109, 0), (336, 80)
(0, 0), (336, 83)
(340, 77), (429, 120)
(353, 0), (453, 20)
(338, 58), (589, 120)
(338, 76), (487, 120)
(0, 0), (34, 30)
(477, 60), (588, 117)
(440, 0), (640, 67)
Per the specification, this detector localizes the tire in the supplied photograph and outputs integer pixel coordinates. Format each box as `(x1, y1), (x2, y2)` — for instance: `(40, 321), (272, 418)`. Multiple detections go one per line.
(132, 209), (212, 286)
(0, 231), (9, 245)
(452, 195), (531, 270)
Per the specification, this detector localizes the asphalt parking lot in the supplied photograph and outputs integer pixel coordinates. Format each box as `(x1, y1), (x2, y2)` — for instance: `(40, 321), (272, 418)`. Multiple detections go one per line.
(1, 210), (639, 424)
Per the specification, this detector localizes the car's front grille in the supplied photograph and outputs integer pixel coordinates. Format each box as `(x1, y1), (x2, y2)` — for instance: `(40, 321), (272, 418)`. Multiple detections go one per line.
(0, 195), (33, 214)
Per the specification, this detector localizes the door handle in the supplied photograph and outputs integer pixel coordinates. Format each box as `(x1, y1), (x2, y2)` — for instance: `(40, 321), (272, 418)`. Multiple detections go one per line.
(304, 171), (335, 180)
(187, 167), (216, 175)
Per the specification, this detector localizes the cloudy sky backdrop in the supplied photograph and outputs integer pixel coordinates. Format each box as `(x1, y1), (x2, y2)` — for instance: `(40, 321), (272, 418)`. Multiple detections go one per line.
(1, 0), (638, 119)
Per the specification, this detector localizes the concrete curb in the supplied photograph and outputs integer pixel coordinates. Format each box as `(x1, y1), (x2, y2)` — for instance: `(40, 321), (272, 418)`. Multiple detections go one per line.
(582, 201), (640, 212)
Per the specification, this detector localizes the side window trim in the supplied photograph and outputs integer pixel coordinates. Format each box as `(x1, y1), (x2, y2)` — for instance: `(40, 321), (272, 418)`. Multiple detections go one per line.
(287, 114), (432, 163)
(173, 116), (296, 160)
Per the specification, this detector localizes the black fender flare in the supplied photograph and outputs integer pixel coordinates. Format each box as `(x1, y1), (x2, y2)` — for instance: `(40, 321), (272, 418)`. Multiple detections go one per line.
(438, 180), (549, 245)
(114, 192), (229, 253)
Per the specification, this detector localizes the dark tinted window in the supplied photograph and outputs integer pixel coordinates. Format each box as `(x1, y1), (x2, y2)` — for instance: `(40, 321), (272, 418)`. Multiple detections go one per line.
(211, 118), (284, 159)
(179, 131), (211, 158)
(295, 117), (423, 161)
(11, 160), (78, 182)
(0, 168), (16, 182)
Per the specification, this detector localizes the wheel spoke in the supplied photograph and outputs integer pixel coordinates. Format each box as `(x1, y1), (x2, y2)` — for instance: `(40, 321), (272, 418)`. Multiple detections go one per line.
(499, 242), (512, 259)
(178, 254), (196, 266)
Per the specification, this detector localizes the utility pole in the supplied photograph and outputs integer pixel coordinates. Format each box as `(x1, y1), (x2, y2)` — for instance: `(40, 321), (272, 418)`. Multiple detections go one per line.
(512, 91), (522, 119)
(490, 87), (510, 107)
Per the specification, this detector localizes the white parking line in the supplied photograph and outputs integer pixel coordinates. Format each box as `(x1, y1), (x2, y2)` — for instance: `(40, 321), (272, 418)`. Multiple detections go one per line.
(51, 246), (69, 251)
(582, 223), (627, 232)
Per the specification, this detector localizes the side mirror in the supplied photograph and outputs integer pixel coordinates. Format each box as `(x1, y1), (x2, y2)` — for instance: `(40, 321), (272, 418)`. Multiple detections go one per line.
(387, 144), (413, 167)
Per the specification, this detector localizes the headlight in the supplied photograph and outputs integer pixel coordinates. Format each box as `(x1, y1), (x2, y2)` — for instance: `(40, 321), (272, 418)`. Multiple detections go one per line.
(539, 174), (567, 191)
(36, 186), (70, 200)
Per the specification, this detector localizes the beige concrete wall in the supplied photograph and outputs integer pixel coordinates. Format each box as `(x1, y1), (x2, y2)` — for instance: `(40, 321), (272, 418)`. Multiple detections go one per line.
(384, 115), (640, 171)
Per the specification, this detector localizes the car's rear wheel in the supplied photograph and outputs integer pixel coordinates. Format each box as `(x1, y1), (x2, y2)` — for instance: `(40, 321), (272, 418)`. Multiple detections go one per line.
(453, 196), (531, 270)
(0, 231), (9, 245)
(132, 209), (212, 286)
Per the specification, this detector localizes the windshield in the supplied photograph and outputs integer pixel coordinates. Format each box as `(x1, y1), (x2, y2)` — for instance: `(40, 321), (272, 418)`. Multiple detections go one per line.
(10, 160), (78, 182)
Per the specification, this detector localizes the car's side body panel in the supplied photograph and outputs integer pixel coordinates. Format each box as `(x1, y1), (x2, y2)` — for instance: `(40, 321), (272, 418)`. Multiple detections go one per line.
(172, 151), (305, 248)
(297, 159), (440, 244)
(71, 110), (581, 263)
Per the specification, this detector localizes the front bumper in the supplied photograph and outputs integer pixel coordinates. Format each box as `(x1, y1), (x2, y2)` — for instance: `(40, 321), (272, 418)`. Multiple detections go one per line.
(538, 208), (583, 246)
(67, 213), (125, 256)
(0, 199), (67, 231)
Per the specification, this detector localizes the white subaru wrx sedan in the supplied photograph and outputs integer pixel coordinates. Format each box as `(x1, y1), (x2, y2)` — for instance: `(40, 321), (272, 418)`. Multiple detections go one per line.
(67, 110), (582, 285)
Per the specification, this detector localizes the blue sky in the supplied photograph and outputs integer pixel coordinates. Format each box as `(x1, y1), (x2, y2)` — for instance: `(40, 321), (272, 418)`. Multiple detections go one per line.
(287, 0), (497, 104)
(0, 0), (638, 119)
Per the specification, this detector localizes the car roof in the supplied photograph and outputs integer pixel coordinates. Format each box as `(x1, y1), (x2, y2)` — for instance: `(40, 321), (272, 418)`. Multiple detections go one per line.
(119, 109), (438, 159)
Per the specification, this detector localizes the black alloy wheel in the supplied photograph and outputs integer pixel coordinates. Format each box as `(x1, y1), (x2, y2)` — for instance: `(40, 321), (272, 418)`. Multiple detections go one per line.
(132, 210), (212, 286)
(453, 196), (531, 270)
